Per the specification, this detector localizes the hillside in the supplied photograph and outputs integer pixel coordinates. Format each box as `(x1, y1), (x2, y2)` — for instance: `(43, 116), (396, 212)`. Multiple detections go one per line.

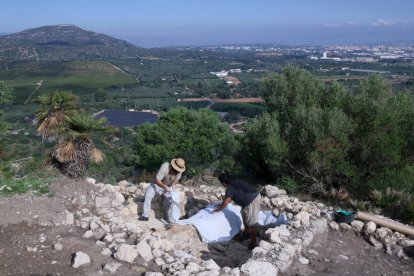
(0, 24), (144, 61)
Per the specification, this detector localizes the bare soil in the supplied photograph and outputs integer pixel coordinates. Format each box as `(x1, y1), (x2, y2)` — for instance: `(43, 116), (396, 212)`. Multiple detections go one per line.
(284, 230), (414, 276)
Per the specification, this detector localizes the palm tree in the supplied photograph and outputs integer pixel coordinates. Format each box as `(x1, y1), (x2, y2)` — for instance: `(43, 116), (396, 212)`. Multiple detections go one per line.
(54, 111), (114, 177)
(35, 90), (79, 139)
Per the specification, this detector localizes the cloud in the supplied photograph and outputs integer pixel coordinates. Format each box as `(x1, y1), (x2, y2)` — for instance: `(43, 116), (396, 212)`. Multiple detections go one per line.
(323, 19), (413, 28)
(371, 19), (394, 27)
(322, 21), (357, 28)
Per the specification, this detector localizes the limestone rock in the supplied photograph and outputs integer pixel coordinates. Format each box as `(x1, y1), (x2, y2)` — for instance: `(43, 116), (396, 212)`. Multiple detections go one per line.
(202, 259), (220, 271)
(72, 252), (90, 268)
(82, 230), (94, 239)
(329, 221), (339, 231)
(103, 262), (122, 274)
(86, 177), (96, 185)
(53, 243), (63, 251)
(240, 260), (278, 276)
(299, 256), (309, 265)
(364, 221), (376, 235)
(65, 211), (74, 225)
(114, 244), (138, 263)
(339, 223), (352, 230)
(295, 211), (311, 227)
(351, 220), (364, 233)
(264, 185), (283, 198)
(186, 262), (200, 273)
(136, 240), (153, 262)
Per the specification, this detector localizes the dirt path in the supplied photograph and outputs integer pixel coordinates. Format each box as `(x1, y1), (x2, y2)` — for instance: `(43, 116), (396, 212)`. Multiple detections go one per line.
(284, 230), (414, 276)
(24, 80), (42, 104)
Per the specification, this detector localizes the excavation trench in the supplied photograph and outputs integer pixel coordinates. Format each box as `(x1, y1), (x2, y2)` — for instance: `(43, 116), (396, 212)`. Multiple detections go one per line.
(133, 191), (254, 268)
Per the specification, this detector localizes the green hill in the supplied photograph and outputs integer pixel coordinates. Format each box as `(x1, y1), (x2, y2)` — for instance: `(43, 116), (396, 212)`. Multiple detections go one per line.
(0, 24), (145, 61)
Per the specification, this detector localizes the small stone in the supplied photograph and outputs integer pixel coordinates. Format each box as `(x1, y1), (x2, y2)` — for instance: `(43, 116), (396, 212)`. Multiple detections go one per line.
(101, 248), (111, 256)
(299, 256), (309, 265)
(103, 262), (122, 274)
(308, 249), (318, 255)
(364, 221), (376, 235)
(83, 230), (94, 239)
(53, 243), (63, 251)
(351, 220), (364, 233)
(339, 223), (352, 230)
(72, 252), (90, 268)
(329, 221), (339, 231)
(338, 254), (349, 260)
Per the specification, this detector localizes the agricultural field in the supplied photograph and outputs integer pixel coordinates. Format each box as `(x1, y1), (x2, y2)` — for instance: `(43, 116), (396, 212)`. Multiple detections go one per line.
(1, 61), (138, 104)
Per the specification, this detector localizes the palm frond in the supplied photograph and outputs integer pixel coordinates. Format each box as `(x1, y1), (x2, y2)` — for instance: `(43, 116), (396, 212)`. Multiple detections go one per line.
(54, 140), (76, 162)
(34, 90), (79, 135)
(91, 147), (104, 163)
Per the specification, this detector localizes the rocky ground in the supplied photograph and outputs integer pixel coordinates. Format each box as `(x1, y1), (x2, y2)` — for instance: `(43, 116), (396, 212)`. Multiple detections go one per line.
(0, 176), (413, 276)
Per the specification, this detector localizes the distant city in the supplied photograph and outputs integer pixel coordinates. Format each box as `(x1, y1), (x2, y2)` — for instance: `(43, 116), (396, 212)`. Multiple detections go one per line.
(180, 44), (414, 62)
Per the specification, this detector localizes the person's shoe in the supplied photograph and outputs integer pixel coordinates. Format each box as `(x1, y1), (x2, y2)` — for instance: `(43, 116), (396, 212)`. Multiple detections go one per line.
(138, 216), (149, 221)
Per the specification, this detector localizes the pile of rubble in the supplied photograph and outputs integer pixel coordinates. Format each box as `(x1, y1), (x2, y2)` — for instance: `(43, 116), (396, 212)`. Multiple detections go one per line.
(65, 178), (413, 275)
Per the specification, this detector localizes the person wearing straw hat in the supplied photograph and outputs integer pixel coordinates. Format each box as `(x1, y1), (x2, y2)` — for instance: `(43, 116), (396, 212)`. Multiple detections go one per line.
(139, 158), (186, 224)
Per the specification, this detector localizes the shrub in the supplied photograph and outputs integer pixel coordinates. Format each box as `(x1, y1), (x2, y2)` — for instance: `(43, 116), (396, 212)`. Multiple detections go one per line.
(132, 107), (236, 174)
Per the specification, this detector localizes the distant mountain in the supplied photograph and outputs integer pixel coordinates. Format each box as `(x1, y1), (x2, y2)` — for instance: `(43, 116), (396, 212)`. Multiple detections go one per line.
(0, 25), (144, 61)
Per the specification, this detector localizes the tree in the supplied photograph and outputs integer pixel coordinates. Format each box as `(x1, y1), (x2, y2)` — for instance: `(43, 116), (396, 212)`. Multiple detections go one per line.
(95, 88), (109, 102)
(54, 111), (114, 177)
(0, 81), (14, 131)
(35, 90), (79, 139)
(0, 81), (14, 164)
(257, 67), (355, 192)
(240, 112), (288, 180)
(35, 90), (114, 177)
(132, 107), (236, 173)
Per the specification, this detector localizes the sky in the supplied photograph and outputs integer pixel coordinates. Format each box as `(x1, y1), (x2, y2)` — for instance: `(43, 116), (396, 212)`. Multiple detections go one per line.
(1, 0), (414, 47)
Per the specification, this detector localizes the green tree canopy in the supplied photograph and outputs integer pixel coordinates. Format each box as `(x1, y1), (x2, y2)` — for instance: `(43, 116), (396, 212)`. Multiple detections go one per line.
(0, 81), (14, 131)
(132, 107), (236, 173)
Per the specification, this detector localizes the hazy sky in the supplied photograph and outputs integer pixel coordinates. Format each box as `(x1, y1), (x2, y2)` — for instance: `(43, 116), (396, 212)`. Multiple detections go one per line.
(1, 0), (414, 47)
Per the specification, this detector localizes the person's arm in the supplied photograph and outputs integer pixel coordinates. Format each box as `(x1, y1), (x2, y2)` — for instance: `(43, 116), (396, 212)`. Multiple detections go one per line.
(213, 197), (232, 212)
(171, 172), (182, 189)
(154, 163), (171, 191)
(154, 178), (170, 191)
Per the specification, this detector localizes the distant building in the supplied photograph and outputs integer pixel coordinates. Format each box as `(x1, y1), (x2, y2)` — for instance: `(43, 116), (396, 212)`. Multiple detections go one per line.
(321, 51), (341, 61)
(210, 70), (228, 77)
(224, 76), (241, 85)
(355, 57), (376, 62)
(229, 68), (242, 73)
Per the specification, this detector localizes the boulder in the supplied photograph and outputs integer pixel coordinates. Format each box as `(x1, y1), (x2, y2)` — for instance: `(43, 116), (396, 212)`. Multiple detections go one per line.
(240, 260), (278, 276)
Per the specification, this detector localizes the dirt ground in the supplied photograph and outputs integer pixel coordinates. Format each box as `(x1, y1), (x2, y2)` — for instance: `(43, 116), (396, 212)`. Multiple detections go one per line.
(284, 230), (414, 276)
(1, 177), (413, 276)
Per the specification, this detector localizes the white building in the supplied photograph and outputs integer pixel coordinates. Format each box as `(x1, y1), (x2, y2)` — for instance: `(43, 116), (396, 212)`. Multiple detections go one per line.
(210, 70), (228, 77)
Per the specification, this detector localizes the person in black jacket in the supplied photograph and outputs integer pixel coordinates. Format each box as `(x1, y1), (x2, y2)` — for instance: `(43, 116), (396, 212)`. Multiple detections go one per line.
(214, 172), (261, 250)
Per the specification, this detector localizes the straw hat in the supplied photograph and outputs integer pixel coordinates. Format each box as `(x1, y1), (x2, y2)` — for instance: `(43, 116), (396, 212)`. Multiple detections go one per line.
(171, 158), (186, 172)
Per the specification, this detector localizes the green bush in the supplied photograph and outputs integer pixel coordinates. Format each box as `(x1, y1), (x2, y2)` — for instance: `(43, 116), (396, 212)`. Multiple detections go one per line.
(242, 66), (414, 223)
(132, 107), (236, 174)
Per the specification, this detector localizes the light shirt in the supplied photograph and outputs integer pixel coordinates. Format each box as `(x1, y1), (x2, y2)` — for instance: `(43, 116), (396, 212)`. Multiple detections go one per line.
(155, 162), (182, 187)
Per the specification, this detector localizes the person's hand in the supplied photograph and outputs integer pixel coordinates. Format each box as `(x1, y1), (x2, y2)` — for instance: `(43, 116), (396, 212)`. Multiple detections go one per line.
(164, 186), (172, 192)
